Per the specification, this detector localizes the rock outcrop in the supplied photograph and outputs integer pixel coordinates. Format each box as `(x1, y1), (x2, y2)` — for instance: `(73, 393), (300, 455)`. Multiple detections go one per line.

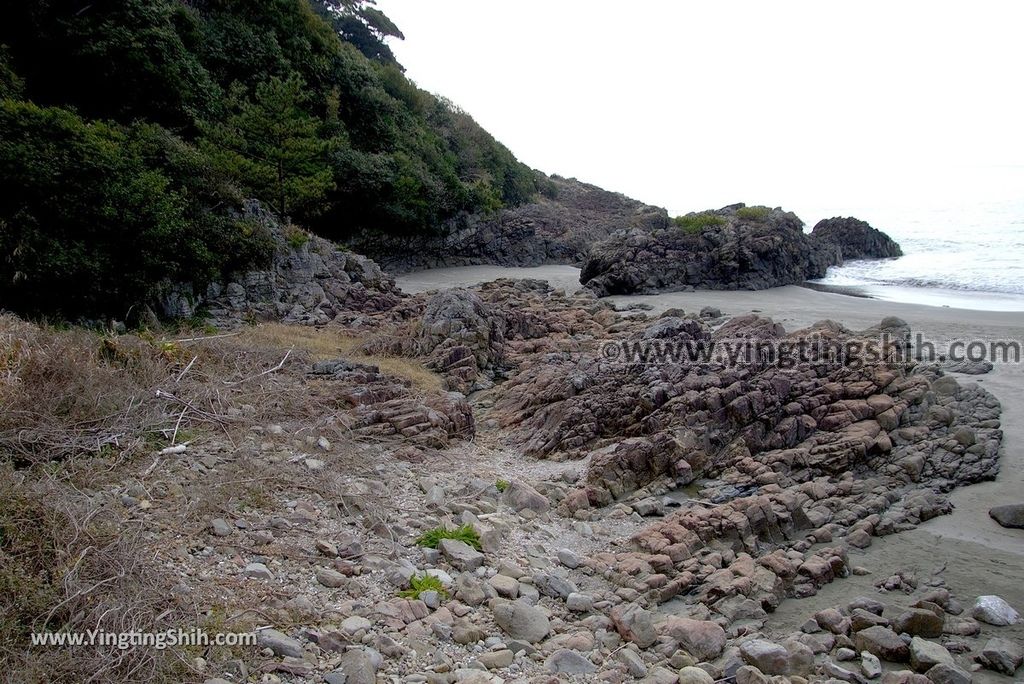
(579, 204), (903, 297)
(812, 216), (904, 260)
(354, 176), (669, 272)
(157, 200), (403, 326)
(580, 204), (842, 296)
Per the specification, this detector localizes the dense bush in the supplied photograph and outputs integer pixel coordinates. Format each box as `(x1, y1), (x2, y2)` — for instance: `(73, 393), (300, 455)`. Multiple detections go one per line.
(0, 100), (274, 317)
(673, 211), (727, 234)
(736, 205), (772, 221)
(0, 0), (542, 318)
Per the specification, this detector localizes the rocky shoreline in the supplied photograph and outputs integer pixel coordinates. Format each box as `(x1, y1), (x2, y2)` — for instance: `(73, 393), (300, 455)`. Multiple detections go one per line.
(5, 206), (1021, 684)
(144, 277), (1018, 683)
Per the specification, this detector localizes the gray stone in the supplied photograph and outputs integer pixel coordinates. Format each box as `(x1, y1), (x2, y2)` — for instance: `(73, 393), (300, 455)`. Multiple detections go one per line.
(989, 503), (1024, 528)
(614, 648), (647, 677)
(477, 649), (514, 669)
(677, 666), (715, 684)
(487, 573), (518, 598)
(861, 651), (882, 679)
(210, 518), (232, 537)
(855, 626), (909, 662)
(908, 637), (952, 673)
(975, 637), (1023, 675)
(740, 639), (790, 675)
(316, 567), (349, 588)
(566, 592), (593, 612)
(556, 548), (581, 568)
(256, 628), (304, 658)
(336, 648), (379, 684)
(610, 603), (658, 648)
(502, 481), (549, 513)
(341, 616), (372, 634)
(438, 538), (484, 571)
(241, 562), (274, 581)
(923, 662), (972, 684)
(420, 590), (440, 609)
(491, 600), (550, 643)
(544, 649), (595, 674)
(822, 659), (863, 683)
(972, 595), (1021, 625)
(532, 572), (577, 599)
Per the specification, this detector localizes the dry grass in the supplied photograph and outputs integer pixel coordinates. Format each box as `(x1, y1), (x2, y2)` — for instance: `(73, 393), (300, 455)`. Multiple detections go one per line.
(238, 322), (443, 392)
(0, 468), (197, 683)
(0, 315), (452, 682)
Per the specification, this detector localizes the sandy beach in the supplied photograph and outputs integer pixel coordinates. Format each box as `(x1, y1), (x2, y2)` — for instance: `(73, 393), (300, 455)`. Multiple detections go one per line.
(397, 264), (1024, 679)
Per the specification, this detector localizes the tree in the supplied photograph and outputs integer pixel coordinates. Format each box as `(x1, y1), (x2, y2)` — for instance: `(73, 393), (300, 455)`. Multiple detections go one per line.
(311, 0), (405, 67)
(203, 74), (334, 219)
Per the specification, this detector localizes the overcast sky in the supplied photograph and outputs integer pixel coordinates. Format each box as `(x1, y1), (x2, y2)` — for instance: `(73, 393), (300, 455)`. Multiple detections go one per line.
(377, 1), (1024, 220)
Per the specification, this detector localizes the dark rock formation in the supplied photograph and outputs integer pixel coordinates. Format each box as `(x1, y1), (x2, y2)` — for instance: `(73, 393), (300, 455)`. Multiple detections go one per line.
(354, 176), (669, 272)
(580, 204), (843, 296)
(579, 204), (904, 297)
(812, 216), (903, 260)
(157, 201), (403, 326)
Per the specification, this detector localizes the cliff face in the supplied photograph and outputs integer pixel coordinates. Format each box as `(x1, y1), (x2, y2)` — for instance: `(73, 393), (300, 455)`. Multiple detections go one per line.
(353, 176), (670, 273)
(811, 216), (904, 260)
(580, 205), (843, 296)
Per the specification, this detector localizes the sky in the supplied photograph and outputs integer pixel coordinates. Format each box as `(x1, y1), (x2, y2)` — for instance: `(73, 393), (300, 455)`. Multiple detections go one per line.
(375, 1), (1024, 222)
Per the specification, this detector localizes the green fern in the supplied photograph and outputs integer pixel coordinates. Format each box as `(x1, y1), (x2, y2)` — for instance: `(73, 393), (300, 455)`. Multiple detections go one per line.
(495, 479), (510, 493)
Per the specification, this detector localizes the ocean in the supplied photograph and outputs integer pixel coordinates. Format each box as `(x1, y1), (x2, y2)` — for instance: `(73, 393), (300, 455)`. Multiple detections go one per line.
(805, 199), (1024, 312)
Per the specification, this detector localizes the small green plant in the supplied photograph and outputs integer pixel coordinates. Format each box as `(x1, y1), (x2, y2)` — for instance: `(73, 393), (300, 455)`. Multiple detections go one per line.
(284, 225), (310, 249)
(673, 212), (726, 234)
(736, 205), (771, 221)
(415, 524), (482, 551)
(398, 572), (448, 600)
(495, 479), (510, 493)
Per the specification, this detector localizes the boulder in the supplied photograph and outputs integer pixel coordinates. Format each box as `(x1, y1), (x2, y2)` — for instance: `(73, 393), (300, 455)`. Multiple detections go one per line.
(893, 608), (944, 638)
(610, 603), (658, 648)
(739, 639), (790, 675)
(971, 595), (1021, 626)
(908, 636), (953, 672)
(988, 503), (1024, 529)
(975, 637), (1023, 675)
(544, 649), (596, 675)
(854, 626), (909, 662)
(491, 600), (550, 643)
(660, 617), (727, 661)
(923, 663), (972, 684)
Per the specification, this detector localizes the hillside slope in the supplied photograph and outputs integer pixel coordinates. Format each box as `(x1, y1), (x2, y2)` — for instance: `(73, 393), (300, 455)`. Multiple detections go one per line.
(0, 0), (545, 319)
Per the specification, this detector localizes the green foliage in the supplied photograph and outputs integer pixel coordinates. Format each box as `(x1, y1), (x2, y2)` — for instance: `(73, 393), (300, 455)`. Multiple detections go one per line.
(415, 524), (482, 551)
(284, 225), (311, 249)
(202, 74), (334, 219)
(495, 479), (510, 493)
(673, 212), (726, 234)
(398, 572), (448, 601)
(0, 101), (272, 317)
(736, 205), (771, 221)
(0, 0), (543, 318)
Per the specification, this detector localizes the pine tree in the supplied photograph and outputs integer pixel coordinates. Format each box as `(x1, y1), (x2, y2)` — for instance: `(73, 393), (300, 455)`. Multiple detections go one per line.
(203, 74), (334, 219)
